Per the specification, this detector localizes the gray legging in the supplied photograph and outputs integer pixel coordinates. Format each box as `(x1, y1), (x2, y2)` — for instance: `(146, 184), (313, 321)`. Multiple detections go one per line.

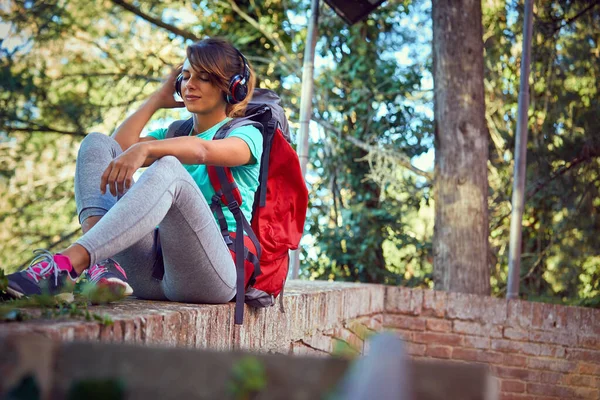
(73, 132), (236, 303)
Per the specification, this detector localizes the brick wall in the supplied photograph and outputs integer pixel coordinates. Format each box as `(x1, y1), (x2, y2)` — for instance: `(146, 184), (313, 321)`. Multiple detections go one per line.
(0, 281), (386, 355)
(1, 282), (598, 399)
(382, 287), (600, 400)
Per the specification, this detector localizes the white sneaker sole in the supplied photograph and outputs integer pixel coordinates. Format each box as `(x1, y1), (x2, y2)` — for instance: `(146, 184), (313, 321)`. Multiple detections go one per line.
(6, 286), (24, 299)
(106, 278), (134, 296)
(95, 278), (134, 297)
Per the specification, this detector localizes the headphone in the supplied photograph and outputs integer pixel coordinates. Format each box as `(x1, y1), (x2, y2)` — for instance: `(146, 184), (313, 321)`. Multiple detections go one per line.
(175, 48), (250, 105)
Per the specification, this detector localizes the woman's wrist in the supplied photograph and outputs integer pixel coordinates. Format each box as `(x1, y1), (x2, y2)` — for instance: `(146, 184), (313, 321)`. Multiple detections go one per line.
(137, 141), (153, 158)
(145, 94), (163, 111)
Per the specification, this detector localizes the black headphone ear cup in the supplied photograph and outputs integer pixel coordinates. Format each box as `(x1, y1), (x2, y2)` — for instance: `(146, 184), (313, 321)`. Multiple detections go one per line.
(227, 74), (248, 105)
(175, 74), (183, 97)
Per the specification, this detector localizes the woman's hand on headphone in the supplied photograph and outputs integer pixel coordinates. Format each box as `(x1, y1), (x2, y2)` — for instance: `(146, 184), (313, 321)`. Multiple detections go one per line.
(151, 66), (185, 109)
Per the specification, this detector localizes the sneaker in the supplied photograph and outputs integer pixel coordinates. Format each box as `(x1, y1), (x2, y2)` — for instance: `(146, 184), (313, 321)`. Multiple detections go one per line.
(6, 249), (78, 298)
(84, 258), (133, 303)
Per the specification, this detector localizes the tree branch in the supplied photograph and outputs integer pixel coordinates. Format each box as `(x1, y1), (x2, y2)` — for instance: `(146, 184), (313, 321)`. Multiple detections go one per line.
(527, 143), (600, 199)
(60, 72), (161, 82)
(552, 1), (600, 33)
(75, 34), (125, 70)
(221, 0), (300, 73)
(497, 241), (552, 294)
(110, 0), (199, 42)
(491, 141), (600, 232)
(3, 121), (85, 137)
(316, 118), (434, 180)
(245, 55), (276, 66)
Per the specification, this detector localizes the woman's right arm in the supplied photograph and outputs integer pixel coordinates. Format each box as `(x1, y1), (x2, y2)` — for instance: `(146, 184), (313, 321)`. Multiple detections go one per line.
(111, 67), (183, 151)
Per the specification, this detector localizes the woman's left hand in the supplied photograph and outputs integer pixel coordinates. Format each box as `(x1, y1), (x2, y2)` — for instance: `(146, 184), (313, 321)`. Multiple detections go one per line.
(101, 143), (148, 196)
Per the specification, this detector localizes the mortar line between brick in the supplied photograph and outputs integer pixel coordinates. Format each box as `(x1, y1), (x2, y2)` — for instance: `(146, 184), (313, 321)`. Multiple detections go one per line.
(297, 339), (331, 355)
(383, 286), (389, 317)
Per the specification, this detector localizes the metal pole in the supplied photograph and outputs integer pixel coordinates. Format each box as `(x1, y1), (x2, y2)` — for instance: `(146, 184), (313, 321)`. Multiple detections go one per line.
(290, 0), (319, 279)
(507, 0), (534, 300)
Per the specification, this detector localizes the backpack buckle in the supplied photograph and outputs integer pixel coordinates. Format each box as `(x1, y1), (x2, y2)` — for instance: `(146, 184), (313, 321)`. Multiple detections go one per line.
(227, 200), (241, 214)
(211, 194), (222, 208)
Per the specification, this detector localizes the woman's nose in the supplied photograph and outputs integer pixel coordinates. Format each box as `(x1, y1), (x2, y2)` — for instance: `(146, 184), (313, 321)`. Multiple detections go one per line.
(185, 79), (196, 92)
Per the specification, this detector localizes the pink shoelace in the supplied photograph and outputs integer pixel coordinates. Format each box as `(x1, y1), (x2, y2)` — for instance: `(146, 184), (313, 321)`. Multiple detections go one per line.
(88, 259), (127, 283)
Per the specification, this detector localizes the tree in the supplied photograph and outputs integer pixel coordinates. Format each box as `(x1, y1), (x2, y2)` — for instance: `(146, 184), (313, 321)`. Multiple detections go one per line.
(432, 0), (490, 295)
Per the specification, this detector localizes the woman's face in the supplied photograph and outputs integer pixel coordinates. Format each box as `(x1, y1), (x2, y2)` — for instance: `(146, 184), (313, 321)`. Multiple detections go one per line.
(180, 58), (227, 115)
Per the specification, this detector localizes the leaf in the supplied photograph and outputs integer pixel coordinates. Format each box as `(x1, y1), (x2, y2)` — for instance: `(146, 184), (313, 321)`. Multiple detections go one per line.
(67, 378), (125, 400)
(4, 374), (41, 400)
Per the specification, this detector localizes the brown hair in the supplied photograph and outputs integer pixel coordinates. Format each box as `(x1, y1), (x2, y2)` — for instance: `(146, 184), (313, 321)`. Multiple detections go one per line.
(186, 37), (256, 118)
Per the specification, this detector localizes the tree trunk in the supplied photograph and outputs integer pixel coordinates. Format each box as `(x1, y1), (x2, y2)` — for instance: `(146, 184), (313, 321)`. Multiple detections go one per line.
(432, 0), (490, 295)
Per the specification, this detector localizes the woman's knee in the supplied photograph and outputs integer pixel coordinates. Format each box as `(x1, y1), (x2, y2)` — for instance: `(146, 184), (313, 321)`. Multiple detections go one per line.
(78, 132), (121, 156)
(154, 155), (182, 169)
(145, 156), (187, 179)
(80, 131), (113, 147)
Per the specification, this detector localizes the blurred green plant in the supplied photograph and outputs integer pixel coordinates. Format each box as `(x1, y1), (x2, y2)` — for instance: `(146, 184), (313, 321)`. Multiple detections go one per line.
(0, 269), (7, 293)
(3, 374), (41, 400)
(227, 356), (267, 400)
(78, 280), (127, 306)
(66, 378), (125, 400)
(0, 288), (114, 326)
(331, 339), (360, 360)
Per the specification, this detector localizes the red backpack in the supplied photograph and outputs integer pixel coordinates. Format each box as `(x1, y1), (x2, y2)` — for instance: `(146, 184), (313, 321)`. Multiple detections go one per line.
(162, 89), (308, 324)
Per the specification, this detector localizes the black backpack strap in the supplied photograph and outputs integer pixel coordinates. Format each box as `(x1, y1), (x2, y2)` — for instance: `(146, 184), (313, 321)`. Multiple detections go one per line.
(257, 119), (277, 207)
(210, 194), (233, 246)
(207, 116), (271, 324)
(231, 200), (246, 326)
(165, 118), (194, 139)
(211, 165), (262, 325)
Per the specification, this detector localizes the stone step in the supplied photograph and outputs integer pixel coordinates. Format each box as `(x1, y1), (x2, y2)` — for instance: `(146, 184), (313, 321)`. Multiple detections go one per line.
(0, 333), (496, 400)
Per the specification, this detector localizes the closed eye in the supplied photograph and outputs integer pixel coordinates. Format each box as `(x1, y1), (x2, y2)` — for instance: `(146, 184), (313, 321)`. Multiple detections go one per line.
(182, 75), (209, 82)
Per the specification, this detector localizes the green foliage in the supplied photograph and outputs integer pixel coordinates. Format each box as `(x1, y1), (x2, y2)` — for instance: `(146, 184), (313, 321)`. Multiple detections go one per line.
(0, 265), (117, 324)
(3, 374), (40, 400)
(67, 379), (125, 400)
(302, 0), (435, 285)
(0, 269), (7, 293)
(0, 291), (114, 326)
(227, 356), (267, 400)
(483, 0), (600, 305)
(79, 280), (127, 306)
(331, 338), (360, 359)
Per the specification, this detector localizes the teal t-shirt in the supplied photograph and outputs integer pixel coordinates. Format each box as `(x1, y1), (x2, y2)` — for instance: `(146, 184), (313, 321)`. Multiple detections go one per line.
(147, 118), (263, 231)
